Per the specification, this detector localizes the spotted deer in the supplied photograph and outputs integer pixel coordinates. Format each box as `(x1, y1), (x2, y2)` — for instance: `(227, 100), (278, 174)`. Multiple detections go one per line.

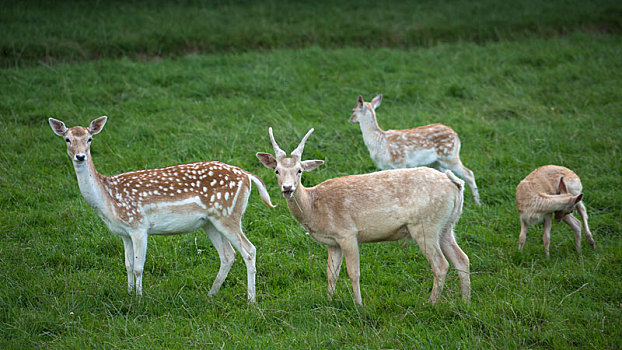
(256, 127), (470, 305)
(350, 94), (481, 205)
(516, 165), (594, 257)
(49, 116), (274, 301)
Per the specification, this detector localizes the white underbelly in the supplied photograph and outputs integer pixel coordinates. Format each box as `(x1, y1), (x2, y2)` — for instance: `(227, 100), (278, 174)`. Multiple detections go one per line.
(147, 212), (207, 235)
(143, 198), (209, 235)
(403, 148), (437, 167)
(372, 147), (438, 169)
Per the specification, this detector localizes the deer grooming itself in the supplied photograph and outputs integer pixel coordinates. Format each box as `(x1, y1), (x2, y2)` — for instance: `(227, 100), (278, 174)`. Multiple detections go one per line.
(256, 127), (470, 305)
(49, 116), (274, 301)
(516, 165), (594, 257)
(350, 94), (481, 205)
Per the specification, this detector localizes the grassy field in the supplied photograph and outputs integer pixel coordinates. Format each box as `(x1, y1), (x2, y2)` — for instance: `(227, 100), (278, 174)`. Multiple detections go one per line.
(1, 1), (622, 348)
(1, 0), (622, 68)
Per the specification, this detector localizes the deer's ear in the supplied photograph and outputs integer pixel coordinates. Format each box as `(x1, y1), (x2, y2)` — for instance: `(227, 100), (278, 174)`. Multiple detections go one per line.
(49, 118), (68, 136)
(88, 116), (107, 135)
(557, 177), (568, 194)
(357, 95), (364, 108)
(256, 152), (277, 169)
(371, 94), (382, 109)
(301, 160), (324, 172)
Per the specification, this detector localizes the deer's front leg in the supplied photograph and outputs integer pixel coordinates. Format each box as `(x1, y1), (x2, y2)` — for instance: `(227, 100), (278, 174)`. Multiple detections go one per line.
(518, 218), (528, 251)
(130, 232), (148, 295)
(121, 235), (135, 293)
(327, 244), (343, 300)
(339, 236), (362, 305)
(542, 214), (553, 258)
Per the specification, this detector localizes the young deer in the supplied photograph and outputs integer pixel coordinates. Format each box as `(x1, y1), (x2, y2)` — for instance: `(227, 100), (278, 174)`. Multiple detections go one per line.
(49, 116), (274, 301)
(256, 127), (470, 305)
(516, 165), (595, 257)
(350, 94), (481, 205)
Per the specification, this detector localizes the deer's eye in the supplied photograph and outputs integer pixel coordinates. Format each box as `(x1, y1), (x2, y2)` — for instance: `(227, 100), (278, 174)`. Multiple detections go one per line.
(65, 138), (70, 143)
(275, 170), (279, 175)
(87, 137), (92, 143)
(297, 169), (302, 174)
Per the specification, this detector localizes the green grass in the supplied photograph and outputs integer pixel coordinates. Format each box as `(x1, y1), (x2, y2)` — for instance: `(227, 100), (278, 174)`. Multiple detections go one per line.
(1, 1), (622, 348)
(1, 0), (621, 68)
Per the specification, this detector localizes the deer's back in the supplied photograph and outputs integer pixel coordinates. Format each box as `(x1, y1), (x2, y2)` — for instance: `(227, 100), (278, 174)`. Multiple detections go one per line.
(100, 161), (250, 225)
(312, 168), (459, 219)
(302, 168), (461, 242)
(516, 165), (582, 213)
(383, 123), (459, 167)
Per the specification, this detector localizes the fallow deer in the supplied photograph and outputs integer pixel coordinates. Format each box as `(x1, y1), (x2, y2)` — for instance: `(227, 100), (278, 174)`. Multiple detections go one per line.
(256, 127), (470, 305)
(49, 116), (274, 301)
(516, 165), (594, 257)
(350, 94), (481, 205)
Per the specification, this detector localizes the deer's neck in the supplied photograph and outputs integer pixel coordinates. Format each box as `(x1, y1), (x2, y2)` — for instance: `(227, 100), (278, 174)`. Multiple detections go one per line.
(73, 155), (109, 213)
(534, 193), (575, 213)
(359, 114), (385, 149)
(286, 185), (314, 230)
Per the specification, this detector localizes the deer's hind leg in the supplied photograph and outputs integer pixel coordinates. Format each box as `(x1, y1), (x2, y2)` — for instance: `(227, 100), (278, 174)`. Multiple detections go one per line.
(203, 222), (236, 297)
(408, 223), (449, 303)
(562, 214), (583, 254)
(575, 202), (595, 248)
(439, 228), (470, 303)
(210, 216), (257, 302)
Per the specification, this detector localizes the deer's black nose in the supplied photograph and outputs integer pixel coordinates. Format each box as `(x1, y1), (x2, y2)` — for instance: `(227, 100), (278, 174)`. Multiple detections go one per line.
(75, 155), (86, 162)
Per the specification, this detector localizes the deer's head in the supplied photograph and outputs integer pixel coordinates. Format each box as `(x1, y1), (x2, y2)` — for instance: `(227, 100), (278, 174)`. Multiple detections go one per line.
(49, 116), (107, 166)
(553, 177), (583, 221)
(349, 94), (382, 124)
(256, 127), (323, 198)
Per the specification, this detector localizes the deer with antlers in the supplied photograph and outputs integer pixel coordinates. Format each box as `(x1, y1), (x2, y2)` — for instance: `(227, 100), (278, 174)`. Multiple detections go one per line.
(516, 165), (595, 257)
(49, 116), (274, 301)
(350, 94), (481, 205)
(256, 127), (470, 305)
